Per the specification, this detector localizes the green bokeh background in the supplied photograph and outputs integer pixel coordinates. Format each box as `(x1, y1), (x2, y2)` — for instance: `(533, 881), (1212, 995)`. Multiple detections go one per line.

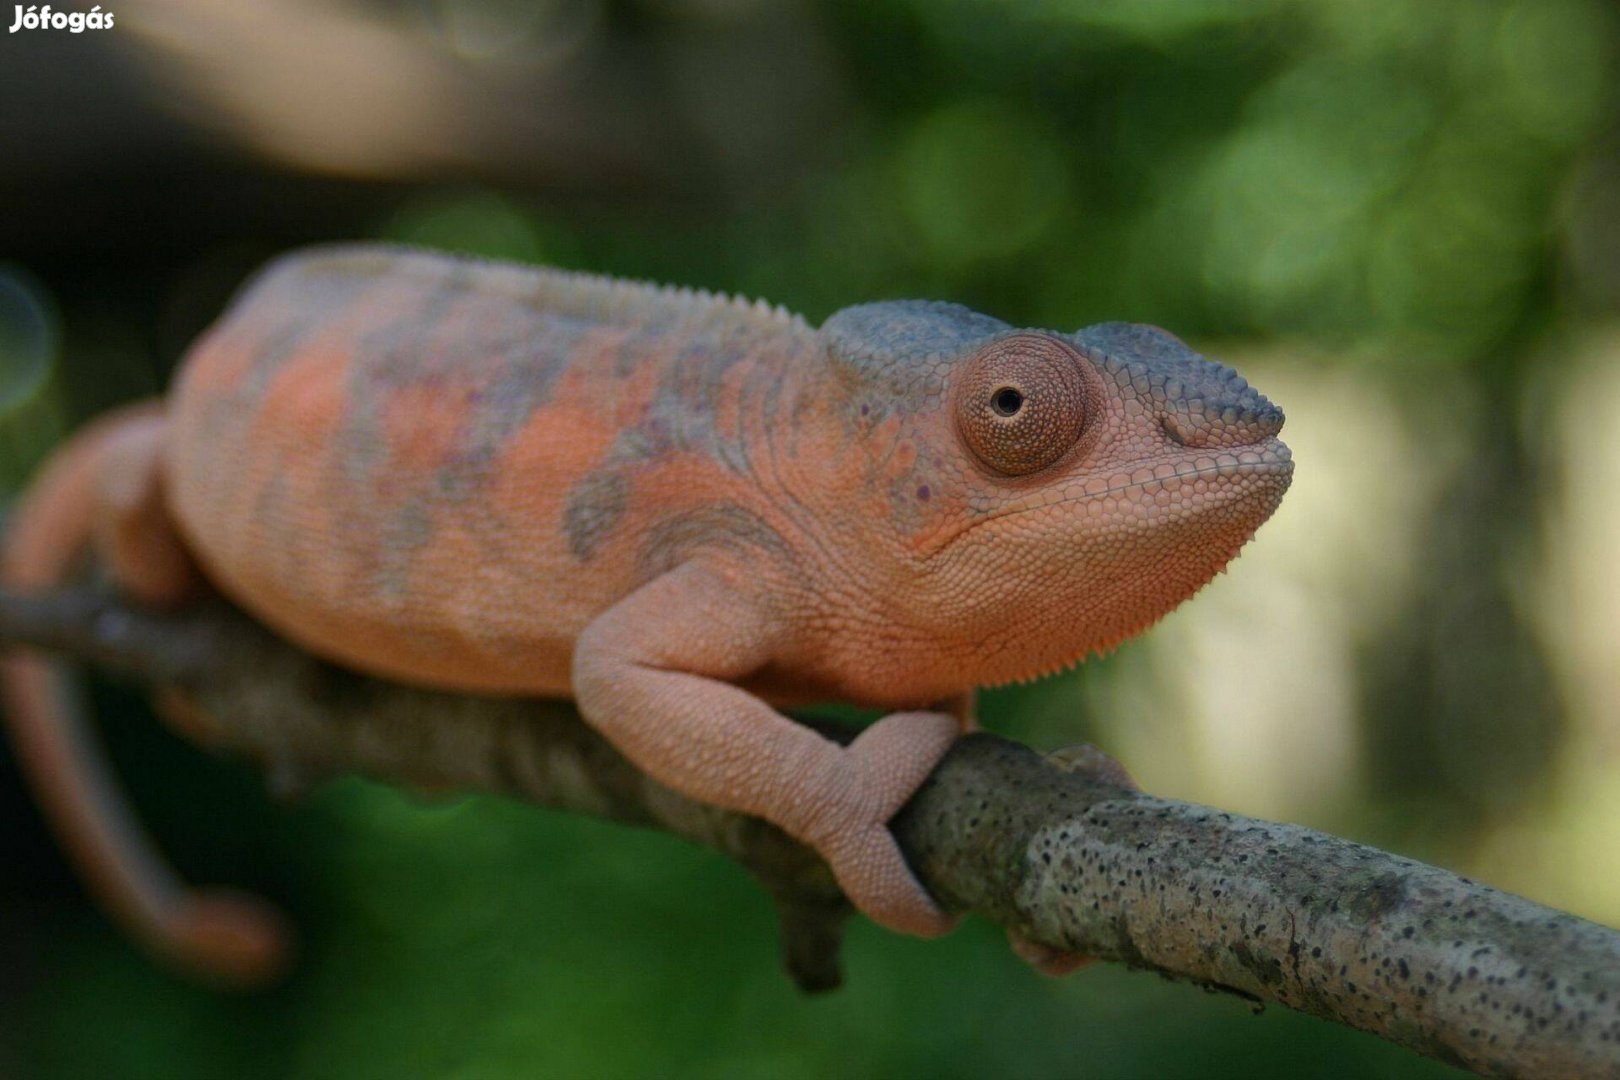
(3, 1), (1618, 1077)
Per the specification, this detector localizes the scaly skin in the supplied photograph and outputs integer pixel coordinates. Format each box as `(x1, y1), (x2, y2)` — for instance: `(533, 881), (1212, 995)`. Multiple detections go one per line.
(1, 244), (1293, 980)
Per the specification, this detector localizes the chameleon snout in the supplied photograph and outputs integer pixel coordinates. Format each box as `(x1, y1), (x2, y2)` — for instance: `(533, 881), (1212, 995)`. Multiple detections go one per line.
(1078, 322), (1286, 452)
(1156, 370), (1285, 451)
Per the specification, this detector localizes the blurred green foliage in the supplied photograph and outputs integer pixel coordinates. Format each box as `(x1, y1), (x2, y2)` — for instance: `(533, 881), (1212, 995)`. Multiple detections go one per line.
(4, 0), (1618, 1076)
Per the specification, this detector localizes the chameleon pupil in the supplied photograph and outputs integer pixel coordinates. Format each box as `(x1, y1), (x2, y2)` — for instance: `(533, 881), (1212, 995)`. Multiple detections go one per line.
(992, 387), (1024, 416)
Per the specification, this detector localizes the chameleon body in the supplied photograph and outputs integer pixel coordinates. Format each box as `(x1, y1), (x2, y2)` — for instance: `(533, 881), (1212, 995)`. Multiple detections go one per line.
(1, 245), (1292, 981)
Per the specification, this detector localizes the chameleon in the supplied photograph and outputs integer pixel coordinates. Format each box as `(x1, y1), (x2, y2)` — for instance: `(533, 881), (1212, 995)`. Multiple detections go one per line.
(0, 244), (1292, 983)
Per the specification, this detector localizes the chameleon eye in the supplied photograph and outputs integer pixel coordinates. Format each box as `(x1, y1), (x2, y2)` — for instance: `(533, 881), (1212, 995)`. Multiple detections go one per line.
(955, 334), (1086, 476)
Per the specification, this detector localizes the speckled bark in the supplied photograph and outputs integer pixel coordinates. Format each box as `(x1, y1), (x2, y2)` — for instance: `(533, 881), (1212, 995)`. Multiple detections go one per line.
(2, 587), (1617, 1078)
(893, 738), (1620, 1079)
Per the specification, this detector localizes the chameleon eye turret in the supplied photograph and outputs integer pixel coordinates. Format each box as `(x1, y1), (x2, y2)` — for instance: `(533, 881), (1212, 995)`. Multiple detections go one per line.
(953, 333), (1091, 476)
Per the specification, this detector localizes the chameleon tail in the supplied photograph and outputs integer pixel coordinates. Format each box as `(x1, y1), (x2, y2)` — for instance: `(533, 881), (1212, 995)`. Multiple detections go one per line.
(0, 407), (289, 986)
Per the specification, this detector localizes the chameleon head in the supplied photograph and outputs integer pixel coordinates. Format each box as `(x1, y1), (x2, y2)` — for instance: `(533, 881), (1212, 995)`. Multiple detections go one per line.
(820, 303), (1293, 691)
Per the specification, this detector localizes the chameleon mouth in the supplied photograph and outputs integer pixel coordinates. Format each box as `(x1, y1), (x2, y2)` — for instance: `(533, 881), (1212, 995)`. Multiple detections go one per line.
(984, 433), (1289, 524)
(1083, 436), (1294, 504)
(944, 435), (1293, 547)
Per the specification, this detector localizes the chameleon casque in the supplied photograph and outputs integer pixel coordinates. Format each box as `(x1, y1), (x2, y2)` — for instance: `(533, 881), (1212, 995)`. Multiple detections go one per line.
(1, 244), (1292, 982)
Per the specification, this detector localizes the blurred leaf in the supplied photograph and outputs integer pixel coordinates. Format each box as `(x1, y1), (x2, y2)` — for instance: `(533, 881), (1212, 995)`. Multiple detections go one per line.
(895, 100), (1073, 271)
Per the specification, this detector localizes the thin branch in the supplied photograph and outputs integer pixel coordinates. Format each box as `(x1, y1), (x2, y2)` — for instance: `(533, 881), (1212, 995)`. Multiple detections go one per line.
(2, 588), (1617, 1079)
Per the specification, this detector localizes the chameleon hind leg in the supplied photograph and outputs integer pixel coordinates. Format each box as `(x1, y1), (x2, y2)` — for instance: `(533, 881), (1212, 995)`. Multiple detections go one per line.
(1, 404), (289, 985)
(92, 408), (203, 607)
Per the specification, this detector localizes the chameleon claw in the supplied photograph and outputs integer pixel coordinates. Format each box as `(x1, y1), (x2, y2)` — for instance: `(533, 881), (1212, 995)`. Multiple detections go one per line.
(1007, 927), (1096, 977)
(823, 823), (960, 938)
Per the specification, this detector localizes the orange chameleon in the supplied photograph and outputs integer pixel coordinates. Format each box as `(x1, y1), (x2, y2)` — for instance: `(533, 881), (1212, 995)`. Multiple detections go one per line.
(1, 244), (1292, 983)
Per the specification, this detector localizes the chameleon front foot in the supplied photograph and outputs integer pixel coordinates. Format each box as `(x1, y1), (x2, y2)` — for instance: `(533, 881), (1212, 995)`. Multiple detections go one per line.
(805, 710), (962, 938)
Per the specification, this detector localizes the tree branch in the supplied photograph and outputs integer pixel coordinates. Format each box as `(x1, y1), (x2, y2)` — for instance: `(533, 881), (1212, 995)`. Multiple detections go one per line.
(2, 587), (1617, 1079)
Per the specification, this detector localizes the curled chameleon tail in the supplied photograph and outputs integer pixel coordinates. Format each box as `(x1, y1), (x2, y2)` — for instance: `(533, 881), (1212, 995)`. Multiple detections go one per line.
(0, 405), (289, 986)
